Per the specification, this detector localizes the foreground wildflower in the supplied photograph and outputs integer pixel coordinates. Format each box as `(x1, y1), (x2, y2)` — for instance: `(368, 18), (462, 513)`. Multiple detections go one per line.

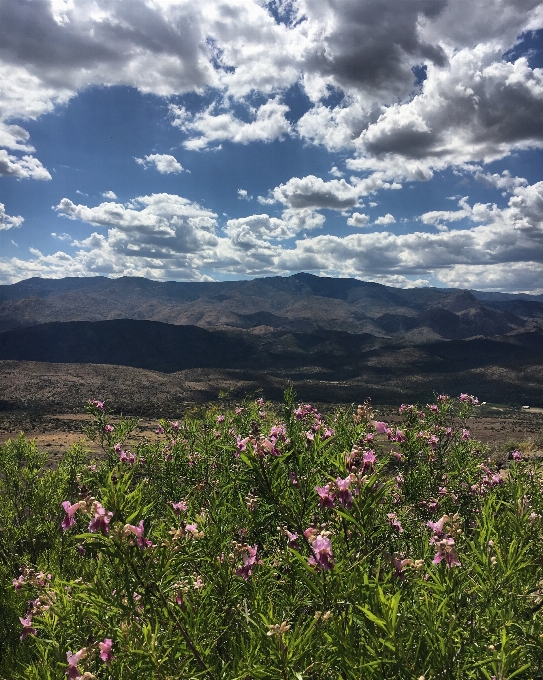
(61, 501), (80, 530)
(19, 615), (36, 640)
(308, 535), (335, 571)
(66, 648), (87, 679)
(236, 545), (260, 580)
(433, 538), (461, 568)
(98, 638), (114, 665)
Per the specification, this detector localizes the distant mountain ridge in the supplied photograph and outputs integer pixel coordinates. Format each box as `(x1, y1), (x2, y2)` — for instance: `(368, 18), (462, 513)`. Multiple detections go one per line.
(1, 273), (542, 341)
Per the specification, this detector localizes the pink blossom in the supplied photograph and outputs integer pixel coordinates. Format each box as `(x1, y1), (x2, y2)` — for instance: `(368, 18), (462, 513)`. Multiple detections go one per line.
(155, 425), (165, 434)
(315, 484), (335, 509)
(217, 415), (225, 423)
(459, 393), (478, 404)
(103, 424), (114, 433)
(236, 435), (250, 454)
(19, 615), (36, 640)
(61, 501), (80, 530)
(387, 513), (403, 533)
(427, 516), (447, 539)
(285, 530), (299, 549)
(511, 450), (522, 461)
(364, 433), (374, 443)
(124, 520), (152, 549)
(371, 421), (388, 434)
(171, 501), (188, 515)
(185, 523), (199, 534)
(66, 648), (87, 679)
(336, 476), (353, 509)
(236, 545), (259, 580)
(308, 535), (335, 571)
(288, 471), (299, 487)
(461, 429), (470, 440)
(429, 404), (439, 413)
(362, 449), (377, 473)
(235, 407), (243, 415)
(433, 538), (461, 567)
(427, 434), (439, 449)
(88, 502), (113, 535)
(256, 398), (265, 406)
(88, 399), (104, 409)
(99, 638), (114, 665)
(391, 556), (412, 580)
(13, 575), (24, 590)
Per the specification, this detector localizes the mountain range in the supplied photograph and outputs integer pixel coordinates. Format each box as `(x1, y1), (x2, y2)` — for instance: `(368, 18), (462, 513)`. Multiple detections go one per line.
(1, 273), (542, 408)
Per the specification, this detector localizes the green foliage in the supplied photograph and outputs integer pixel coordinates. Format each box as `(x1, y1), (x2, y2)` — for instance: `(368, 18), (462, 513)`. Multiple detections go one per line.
(1, 393), (542, 679)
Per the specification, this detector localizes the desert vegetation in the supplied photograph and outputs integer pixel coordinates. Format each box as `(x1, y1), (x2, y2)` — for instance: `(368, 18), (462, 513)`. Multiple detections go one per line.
(1, 391), (542, 679)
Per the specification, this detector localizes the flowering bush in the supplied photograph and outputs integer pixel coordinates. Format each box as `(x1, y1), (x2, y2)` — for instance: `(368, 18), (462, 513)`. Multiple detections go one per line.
(1, 389), (543, 678)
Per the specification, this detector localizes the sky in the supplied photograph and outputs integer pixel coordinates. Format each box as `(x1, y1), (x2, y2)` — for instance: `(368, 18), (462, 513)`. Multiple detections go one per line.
(1, 0), (543, 293)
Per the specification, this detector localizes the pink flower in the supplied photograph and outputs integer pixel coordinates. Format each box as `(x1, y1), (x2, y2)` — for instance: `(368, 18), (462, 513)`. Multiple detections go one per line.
(387, 513), (403, 533)
(391, 555), (412, 580)
(103, 424), (114, 433)
(124, 520), (152, 549)
(236, 545), (259, 580)
(315, 484), (335, 509)
(13, 575), (25, 590)
(99, 638), (114, 665)
(185, 523), (199, 534)
(88, 399), (104, 409)
(308, 535), (335, 571)
(171, 501), (188, 515)
(371, 421), (388, 434)
(462, 429), (470, 440)
(88, 502), (113, 535)
(256, 398), (265, 406)
(433, 538), (461, 568)
(236, 435), (250, 454)
(217, 415), (225, 423)
(336, 476), (353, 509)
(19, 615), (36, 640)
(322, 427), (335, 440)
(61, 501), (80, 531)
(362, 449), (376, 473)
(427, 515), (446, 540)
(155, 425), (165, 434)
(427, 434), (439, 449)
(285, 530), (299, 549)
(459, 393), (478, 404)
(511, 450), (522, 461)
(66, 648), (87, 679)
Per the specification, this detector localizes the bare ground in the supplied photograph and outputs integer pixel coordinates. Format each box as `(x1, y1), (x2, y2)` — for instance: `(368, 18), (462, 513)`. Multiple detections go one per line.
(1, 359), (542, 466)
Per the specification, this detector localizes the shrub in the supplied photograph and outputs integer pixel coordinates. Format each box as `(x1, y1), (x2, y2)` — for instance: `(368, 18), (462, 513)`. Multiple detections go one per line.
(1, 391), (542, 679)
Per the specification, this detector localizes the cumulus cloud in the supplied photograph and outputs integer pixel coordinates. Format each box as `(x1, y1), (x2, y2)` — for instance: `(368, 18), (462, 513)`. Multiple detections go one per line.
(51, 232), (72, 241)
(1, 180), (542, 291)
(237, 189), (252, 200)
(347, 212), (370, 227)
(171, 98), (291, 150)
(374, 213), (396, 225)
(0, 203), (24, 230)
(348, 45), (543, 178)
(0, 150), (51, 180)
(269, 175), (361, 210)
(101, 191), (117, 200)
(135, 154), (184, 174)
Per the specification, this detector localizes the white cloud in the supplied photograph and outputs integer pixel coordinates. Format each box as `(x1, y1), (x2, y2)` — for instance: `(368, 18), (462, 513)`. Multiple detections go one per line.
(0, 150), (51, 180)
(1, 180), (542, 291)
(0, 203), (24, 230)
(374, 213), (396, 225)
(102, 191), (117, 200)
(347, 212), (370, 227)
(51, 232), (72, 241)
(237, 189), (252, 200)
(171, 98), (291, 150)
(135, 154), (184, 174)
(270, 175), (361, 210)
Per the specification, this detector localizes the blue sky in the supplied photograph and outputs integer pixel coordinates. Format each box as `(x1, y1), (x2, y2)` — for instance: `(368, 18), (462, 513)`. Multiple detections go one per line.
(1, 0), (543, 292)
